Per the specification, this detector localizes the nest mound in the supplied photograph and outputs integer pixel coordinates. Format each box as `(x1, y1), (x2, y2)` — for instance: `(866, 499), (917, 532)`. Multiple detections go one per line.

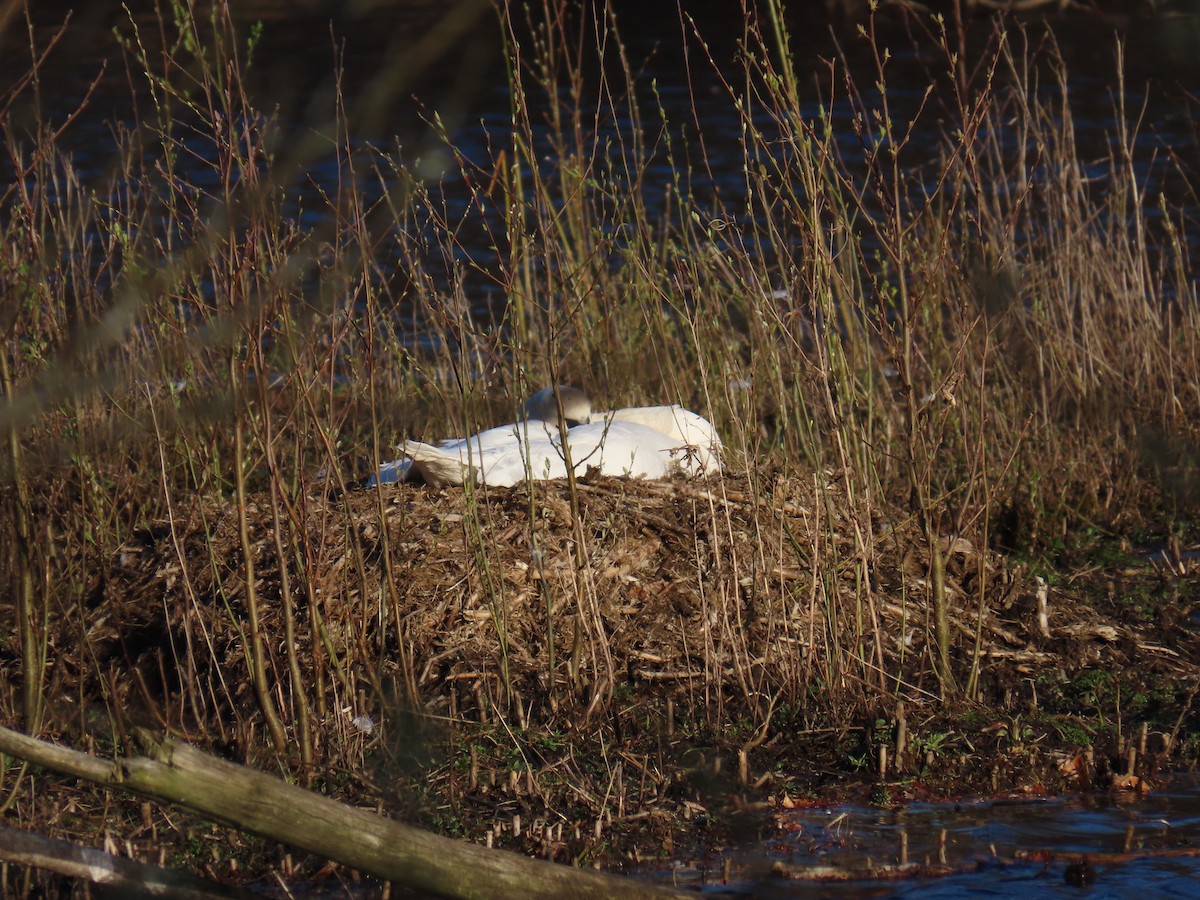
(70, 469), (1193, 744)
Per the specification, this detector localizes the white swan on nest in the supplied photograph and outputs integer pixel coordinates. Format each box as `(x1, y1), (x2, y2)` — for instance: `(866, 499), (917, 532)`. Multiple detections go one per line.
(369, 385), (722, 487)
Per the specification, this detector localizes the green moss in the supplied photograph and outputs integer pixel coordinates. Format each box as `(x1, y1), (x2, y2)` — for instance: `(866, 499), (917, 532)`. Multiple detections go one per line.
(1045, 717), (1094, 747)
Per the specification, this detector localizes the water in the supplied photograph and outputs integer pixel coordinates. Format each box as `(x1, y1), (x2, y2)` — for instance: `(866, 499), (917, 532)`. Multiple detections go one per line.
(5, 2), (1200, 316)
(655, 776), (1200, 897)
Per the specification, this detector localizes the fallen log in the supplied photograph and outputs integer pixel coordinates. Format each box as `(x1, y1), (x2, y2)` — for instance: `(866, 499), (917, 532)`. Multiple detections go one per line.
(0, 823), (248, 899)
(0, 726), (683, 900)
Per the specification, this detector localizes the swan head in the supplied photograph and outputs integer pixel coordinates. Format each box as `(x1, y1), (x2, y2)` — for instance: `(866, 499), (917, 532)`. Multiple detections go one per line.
(523, 385), (592, 426)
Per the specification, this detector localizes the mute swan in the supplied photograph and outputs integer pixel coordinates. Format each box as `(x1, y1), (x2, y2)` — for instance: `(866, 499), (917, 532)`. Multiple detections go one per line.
(369, 385), (722, 487)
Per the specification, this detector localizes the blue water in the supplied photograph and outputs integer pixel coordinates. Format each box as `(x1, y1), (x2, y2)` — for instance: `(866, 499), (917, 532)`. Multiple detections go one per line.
(654, 777), (1200, 897)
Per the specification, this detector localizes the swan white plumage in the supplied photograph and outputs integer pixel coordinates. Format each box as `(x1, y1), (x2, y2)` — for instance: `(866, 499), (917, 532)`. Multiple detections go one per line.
(369, 385), (721, 487)
(526, 386), (722, 475)
(366, 386), (592, 487)
(603, 405), (721, 474)
(404, 419), (685, 487)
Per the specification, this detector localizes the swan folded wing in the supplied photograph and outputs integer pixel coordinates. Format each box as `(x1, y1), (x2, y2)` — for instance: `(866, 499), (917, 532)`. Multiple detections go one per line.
(513, 439), (573, 484)
(602, 405), (722, 474)
(463, 437), (570, 487)
(564, 421), (675, 480)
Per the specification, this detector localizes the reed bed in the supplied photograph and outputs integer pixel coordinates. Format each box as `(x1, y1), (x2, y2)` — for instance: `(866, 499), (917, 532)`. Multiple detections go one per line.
(1, 0), (1198, 891)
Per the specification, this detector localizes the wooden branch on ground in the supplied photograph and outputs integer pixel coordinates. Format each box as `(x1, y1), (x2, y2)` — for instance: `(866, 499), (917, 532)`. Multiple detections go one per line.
(0, 823), (248, 899)
(0, 726), (684, 900)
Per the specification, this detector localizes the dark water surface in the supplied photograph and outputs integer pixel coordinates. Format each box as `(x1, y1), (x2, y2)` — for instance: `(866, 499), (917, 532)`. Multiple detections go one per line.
(653, 776), (1200, 898)
(4, 1), (1200, 320)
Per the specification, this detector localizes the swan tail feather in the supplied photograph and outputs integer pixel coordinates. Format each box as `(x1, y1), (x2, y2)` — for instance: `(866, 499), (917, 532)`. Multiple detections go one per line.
(403, 440), (472, 486)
